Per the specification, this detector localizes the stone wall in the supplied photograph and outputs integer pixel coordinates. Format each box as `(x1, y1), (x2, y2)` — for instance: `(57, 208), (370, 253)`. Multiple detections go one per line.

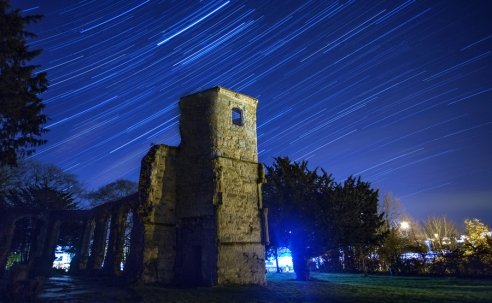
(215, 157), (266, 285)
(135, 144), (178, 284)
(214, 88), (259, 162)
(217, 244), (266, 285)
(174, 215), (218, 287)
(177, 89), (217, 220)
(216, 157), (262, 243)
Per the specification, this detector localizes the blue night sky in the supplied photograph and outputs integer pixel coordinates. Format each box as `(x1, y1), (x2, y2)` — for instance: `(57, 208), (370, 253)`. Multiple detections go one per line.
(12, 0), (492, 225)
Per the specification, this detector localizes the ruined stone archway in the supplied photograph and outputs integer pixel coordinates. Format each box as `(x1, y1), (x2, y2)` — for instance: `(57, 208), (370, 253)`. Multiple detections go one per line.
(1, 87), (268, 287)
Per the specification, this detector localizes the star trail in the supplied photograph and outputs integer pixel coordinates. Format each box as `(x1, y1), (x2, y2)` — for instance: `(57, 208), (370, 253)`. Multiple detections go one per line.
(12, 0), (492, 225)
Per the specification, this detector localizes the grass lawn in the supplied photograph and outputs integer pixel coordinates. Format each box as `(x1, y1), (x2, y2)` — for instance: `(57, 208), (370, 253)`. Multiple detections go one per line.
(135, 272), (492, 303)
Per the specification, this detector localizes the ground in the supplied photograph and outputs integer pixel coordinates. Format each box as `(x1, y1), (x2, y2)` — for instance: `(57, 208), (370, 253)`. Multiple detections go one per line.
(136, 272), (492, 303)
(35, 275), (140, 302)
(25, 272), (492, 302)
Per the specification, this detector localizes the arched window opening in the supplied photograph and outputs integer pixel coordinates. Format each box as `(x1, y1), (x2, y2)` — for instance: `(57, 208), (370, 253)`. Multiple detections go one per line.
(7, 217), (44, 270)
(232, 108), (243, 126)
(53, 220), (83, 272)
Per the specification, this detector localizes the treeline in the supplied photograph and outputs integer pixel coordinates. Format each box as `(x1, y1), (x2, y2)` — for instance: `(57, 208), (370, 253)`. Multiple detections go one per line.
(263, 157), (492, 279)
(373, 215), (492, 278)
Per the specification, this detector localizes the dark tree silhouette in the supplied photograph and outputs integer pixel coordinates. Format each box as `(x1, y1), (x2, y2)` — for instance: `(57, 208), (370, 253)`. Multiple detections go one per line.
(0, 0), (48, 167)
(329, 176), (386, 275)
(0, 159), (85, 203)
(263, 156), (334, 281)
(84, 179), (138, 208)
(1, 184), (78, 210)
(263, 157), (386, 279)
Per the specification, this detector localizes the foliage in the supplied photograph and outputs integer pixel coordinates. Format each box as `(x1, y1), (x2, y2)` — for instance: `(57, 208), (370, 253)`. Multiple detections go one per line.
(378, 192), (406, 231)
(376, 217), (492, 278)
(0, 0), (49, 167)
(377, 228), (404, 271)
(262, 156), (334, 280)
(0, 160), (84, 259)
(0, 184), (78, 210)
(462, 218), (491, 255)
(456, 218), (492, 276)
(263, 157), (385, 279)
(421, 215), (461, 253)
(328, 176), (386, 274)
(6, 251), (20, 269)
(376, 193), (426, 272)
(85, 178), (138, 208)
(0, 159), (85, 202)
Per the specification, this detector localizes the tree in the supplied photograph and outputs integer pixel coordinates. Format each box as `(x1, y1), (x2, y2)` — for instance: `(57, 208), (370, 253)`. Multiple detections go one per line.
(0, 159), (85, 202)
(263, 157), (334, 280)
(0, 158), (23, 192)
(376, 193), (425, 272)
(378, 192), (406, 230)
(263, 157), (386, 278)
(462, 218), (491, 255)
(421, 216), (460, 253)
(84, 179), (138, 208)
(1, 184), (78, 210)
(377, 192), (405, 272)
(329, 176), (386, 275)
(0, 0), (48, 167)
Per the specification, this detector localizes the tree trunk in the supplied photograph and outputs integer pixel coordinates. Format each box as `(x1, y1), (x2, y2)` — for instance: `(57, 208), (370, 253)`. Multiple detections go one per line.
(362, 256), (368, 277)
(291, 252), (309, 280)
(290, 231), (309, 280)
(274, 247), (281, 273)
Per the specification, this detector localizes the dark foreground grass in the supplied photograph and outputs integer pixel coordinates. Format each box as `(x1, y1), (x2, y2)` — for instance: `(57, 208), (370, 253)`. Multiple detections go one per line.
(135, 272), (492, 303)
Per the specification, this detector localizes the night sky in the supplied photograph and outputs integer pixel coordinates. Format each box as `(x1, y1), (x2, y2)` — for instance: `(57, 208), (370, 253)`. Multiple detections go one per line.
(12, 0), (492, 225)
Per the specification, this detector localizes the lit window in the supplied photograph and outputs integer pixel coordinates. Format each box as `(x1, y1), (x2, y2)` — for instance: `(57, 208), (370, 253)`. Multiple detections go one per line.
(232, 108), (243, 126)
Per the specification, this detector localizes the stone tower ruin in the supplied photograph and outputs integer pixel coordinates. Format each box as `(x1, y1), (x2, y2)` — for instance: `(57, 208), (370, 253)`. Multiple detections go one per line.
(134, 86), (269, 286)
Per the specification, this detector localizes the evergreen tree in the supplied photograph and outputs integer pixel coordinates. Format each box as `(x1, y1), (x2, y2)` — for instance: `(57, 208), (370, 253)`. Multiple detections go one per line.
(0, 0), (48, 166)
(329, 176), (386, 275)
(263, 157), (334, 280)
